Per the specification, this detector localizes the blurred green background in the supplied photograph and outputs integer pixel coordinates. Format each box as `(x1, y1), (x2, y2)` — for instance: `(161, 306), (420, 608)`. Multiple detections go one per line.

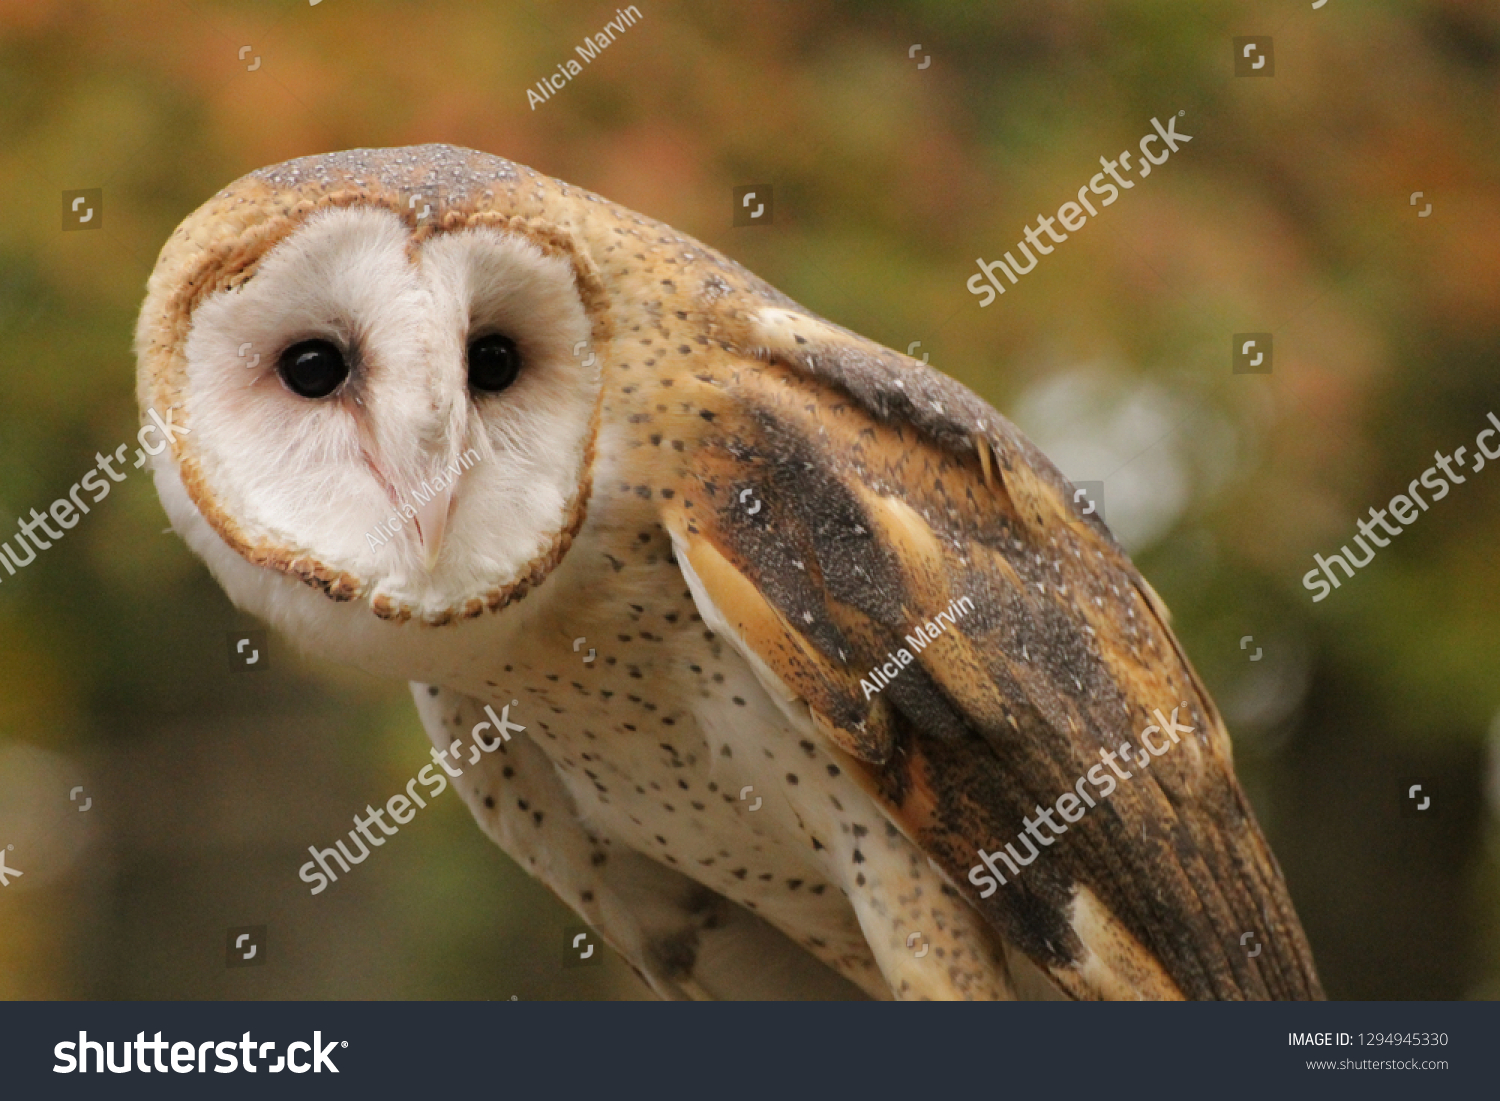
(1, 0), (1498, 1000)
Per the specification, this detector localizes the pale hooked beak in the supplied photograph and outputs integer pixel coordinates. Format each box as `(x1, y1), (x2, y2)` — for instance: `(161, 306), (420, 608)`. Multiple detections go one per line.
(412, 482), (454, 572)
(361, 433), (463, 572)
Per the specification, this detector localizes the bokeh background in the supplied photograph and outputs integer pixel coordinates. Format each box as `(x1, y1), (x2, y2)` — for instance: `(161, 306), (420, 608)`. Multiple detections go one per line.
(1, 0), (1498, 1001)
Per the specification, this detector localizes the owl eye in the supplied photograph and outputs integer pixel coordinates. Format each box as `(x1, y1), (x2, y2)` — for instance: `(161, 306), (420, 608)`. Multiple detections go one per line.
(277, 339), (349, 399)
(467, 333), (522, 393)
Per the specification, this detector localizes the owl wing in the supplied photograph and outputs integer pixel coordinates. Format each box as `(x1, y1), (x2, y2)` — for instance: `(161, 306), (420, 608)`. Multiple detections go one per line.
(656, 305), (1321, 1000)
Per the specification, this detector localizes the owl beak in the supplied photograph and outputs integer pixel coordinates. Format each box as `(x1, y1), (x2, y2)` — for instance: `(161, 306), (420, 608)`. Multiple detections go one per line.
(413, 484), (454, 571)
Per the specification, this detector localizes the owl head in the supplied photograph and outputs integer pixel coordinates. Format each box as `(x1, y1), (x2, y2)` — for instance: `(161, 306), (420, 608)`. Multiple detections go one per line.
(136, 146), (621, 652)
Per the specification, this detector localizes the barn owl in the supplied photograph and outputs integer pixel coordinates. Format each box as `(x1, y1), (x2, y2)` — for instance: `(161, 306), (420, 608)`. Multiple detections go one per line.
(135, 145), (1321, 1001)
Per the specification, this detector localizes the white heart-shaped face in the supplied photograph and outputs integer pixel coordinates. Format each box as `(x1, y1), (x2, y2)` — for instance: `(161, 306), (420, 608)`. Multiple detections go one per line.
(170, 205), (600, 621)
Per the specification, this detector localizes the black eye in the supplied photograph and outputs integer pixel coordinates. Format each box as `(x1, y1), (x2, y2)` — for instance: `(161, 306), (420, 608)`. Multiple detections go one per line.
(468, 333), (522, 393)
(277, 339), (348, 399)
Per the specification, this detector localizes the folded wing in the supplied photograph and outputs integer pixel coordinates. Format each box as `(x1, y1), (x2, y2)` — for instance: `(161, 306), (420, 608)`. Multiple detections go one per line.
(658, 305), (1321, 1000)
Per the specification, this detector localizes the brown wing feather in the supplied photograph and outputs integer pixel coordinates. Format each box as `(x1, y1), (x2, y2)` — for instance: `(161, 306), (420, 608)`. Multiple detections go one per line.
(658, 313), (1321, 1001)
